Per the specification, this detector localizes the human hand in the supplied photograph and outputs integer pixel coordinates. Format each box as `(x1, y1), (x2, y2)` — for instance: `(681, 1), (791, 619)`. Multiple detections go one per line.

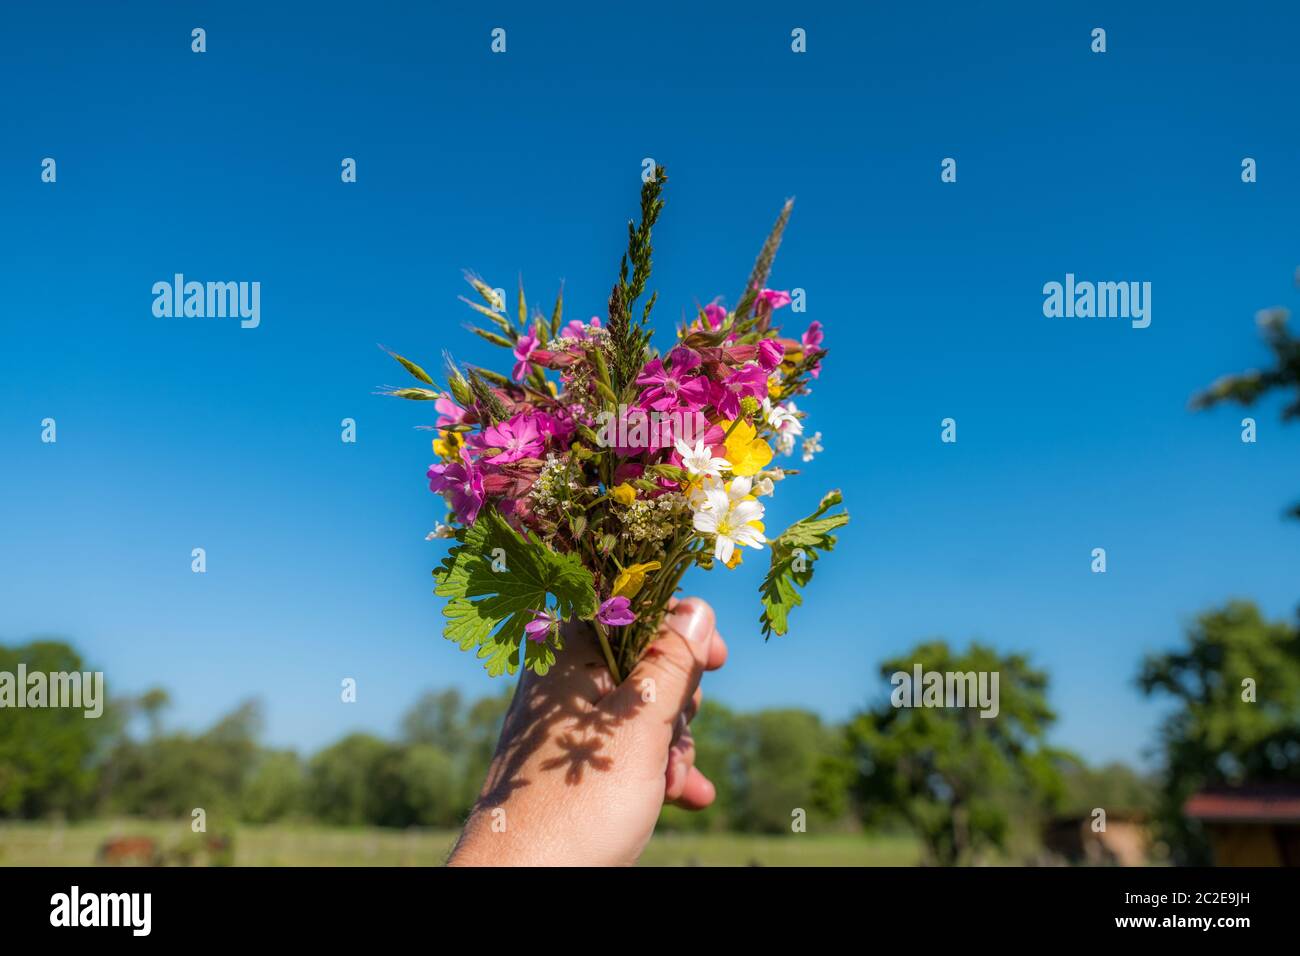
(448, 597), (728, 866)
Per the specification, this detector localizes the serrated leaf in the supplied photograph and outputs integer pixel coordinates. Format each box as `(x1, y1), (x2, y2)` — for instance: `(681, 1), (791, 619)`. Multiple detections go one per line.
(759, 490), (849, 639)
(433, 507), (597, 676)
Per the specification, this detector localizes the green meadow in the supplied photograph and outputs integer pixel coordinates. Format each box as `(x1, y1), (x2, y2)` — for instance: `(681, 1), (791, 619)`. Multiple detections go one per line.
(0, 820), (920, 867)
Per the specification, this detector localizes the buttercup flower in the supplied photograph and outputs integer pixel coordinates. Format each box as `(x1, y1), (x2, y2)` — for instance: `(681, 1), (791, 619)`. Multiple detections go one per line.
(610, 482), (637, 506)
(722, 419), (774, 476)
(612, 561), (661, 599)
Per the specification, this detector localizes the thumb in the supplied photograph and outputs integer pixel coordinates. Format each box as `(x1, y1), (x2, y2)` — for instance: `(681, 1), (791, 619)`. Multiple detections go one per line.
(605, 598), (715, 747)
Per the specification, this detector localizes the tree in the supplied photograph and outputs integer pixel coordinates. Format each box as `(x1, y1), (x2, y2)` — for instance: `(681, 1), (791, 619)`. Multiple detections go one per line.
(846, 641), (1067, 865)
(0, 639), (114, 818)
(1192, 292), (1300, 517)
(1137, 600), (1300, 863)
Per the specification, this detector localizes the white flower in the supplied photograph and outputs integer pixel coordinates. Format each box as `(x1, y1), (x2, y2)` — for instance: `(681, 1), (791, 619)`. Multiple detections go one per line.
(801, 431), (824, 463)
(686, 474), (722, 508)
(754, 477), (775, 497)
(692, 489), (766, 565)
(776, 430), (797, 457)
(426, 522), (454, 540)
(763, 398), (804, 437)
(675, 437), (731, 478)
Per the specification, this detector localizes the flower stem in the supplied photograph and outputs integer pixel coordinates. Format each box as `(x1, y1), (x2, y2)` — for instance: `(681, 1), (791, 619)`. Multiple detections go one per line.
(591, 618), (623, 684)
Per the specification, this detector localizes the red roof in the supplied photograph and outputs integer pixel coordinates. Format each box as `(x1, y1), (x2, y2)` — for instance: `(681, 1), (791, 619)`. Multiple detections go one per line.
(1184, 785), (1300, 823)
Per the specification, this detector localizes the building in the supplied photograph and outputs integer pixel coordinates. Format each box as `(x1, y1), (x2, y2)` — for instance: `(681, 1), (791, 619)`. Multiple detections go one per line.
(1184, 784), (1300, 866)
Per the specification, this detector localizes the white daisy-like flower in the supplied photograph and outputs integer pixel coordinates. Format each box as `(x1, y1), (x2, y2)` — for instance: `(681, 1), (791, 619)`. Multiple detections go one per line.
(692, 488), (766, 565)
(675, 437), (731, 478)
(801, 431), (824, 463)
(763, 397), (804, 437)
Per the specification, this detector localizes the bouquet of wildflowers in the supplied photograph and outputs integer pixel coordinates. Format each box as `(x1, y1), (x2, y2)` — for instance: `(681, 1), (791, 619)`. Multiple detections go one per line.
(382, 168), (848, 682)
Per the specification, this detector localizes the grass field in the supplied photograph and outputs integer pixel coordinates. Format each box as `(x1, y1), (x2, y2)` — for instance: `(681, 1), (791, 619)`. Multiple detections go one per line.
(0, 820), (921, 867)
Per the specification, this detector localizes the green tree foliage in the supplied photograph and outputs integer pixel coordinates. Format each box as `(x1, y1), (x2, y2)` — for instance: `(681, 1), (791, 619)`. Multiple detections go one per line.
(101, 699), (262, 818)
(1137, 600), (1300, 863)
(846, 641), (1067, 865)
(659, 701), (851, 833)
(1192, 300), (1300, 516)
(0, 639), (113, 818)
(241, 750), (306, 823)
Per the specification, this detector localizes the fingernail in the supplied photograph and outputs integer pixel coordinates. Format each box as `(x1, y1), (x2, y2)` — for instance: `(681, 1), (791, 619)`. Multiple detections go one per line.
(672, 602), (711, 644)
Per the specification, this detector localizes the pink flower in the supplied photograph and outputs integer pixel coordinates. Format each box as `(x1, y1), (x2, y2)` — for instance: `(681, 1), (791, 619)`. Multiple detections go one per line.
(801, 321), (824, 378)
(534, 409), (576, 446)
(427, 449), (484, 524)
(597, 596), (636, 627)
(435, 396), (467, 428)
(709, 363), (768, 420)
(524, 609), (557, 643)
(703, 303), (727, 330)
(758, 289), (792, 311)
(564, 316), (602, 340)
(475, 412), (544, 464)
(513, 329), (540, 382)
(757, 338), (785, 371)
(801, 320), (824, 351)
(635, 346), (709, 412)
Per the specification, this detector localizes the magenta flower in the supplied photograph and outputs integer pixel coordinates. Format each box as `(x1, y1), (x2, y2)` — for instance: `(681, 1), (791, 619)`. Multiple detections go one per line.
(801, 320), (824, 351)
(476, 412), (545, 464)
(524, 608), (557, 643)
(596, 596), (636, 627)
(758, 288), (792, 310)
(435, 396), (467, 428)
(801, 321), (824, 378)
(564, 315), (602, 340)
(635, 346), (709, 412)
(513, 329), (540, 382)
(758, 338), (785, 371)
(703, 303), (727, 330)
(709, 363), (768, 420)
(427, 449), (485, 524)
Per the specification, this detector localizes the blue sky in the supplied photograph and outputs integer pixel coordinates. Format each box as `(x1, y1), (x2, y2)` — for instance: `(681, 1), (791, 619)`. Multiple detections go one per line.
(2, 2), (1298, 768)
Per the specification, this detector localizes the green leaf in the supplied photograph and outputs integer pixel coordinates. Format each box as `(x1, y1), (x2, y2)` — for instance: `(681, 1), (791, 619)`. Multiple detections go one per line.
(759, 489), (849, 639)
(433, 507), (597, 676)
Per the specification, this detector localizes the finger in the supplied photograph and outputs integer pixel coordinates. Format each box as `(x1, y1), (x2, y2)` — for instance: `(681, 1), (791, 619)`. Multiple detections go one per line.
(671, 767), (716, 811)
(605, 598), (715, 747)
(665, 728), (696, 802)
(705, 627), (728, 671)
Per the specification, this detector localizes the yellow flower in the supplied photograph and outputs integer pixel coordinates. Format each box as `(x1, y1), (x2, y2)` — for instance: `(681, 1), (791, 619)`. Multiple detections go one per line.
(612, 561), (661, 599)
(767, 375), (783, 399)
(433, 429), (463, 460)
(724, 549), (744, 569)
(610, 483), (637, 506)
(722, 420), (774, 476)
